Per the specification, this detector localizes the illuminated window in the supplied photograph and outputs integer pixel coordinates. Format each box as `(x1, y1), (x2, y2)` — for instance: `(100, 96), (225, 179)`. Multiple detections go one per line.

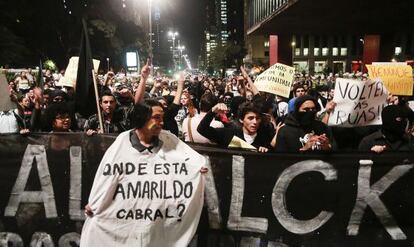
(332, 48), (339, 56)
(322, 47), (329, 56)
(340, 48), (347, 56)
(314, 48), (320, 56)
(303, 48), (309, 56)
(264, 41), (269, 47)
(295, 48), (300, 56)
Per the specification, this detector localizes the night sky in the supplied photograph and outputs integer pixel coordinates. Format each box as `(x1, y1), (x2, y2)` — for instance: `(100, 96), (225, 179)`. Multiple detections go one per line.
(0, 0), (206, 68)
(166, 0), (205, 65)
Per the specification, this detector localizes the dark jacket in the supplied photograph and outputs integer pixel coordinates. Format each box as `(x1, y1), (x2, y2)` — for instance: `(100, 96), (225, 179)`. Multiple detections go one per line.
(84, 107), (132, 133)
(358, 130), (413, 152)
(197, 110), (273, 149)
(275, 113), (332, 152)
(164, 103), (180, 136)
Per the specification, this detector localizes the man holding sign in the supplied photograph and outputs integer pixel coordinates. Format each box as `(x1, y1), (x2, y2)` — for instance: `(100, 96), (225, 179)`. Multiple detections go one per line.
(328, 78), (388, 127)
(81, 62), (207, 246)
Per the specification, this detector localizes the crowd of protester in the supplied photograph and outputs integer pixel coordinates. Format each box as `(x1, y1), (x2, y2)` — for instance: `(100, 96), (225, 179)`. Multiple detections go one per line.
(1, 61), (414, 153)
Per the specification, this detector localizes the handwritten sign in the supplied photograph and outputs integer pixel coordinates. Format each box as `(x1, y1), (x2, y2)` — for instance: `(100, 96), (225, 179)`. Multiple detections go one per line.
(0, 72), (15, 111)
(58, 57), (100, 88)
(328, 78), (388, 127)
(254, 63), (295, 98)
(366, 64), (413, 96)
(80, 130), (205, 247)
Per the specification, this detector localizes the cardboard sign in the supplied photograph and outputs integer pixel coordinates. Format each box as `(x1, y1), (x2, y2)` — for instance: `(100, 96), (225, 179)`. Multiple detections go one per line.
(366, 64), (413, 96)
(58, 57), (100, 88)
(80, 130), (205, 247)
(254, 63), (295, 98)
(328, 78), (388, 127)
(0, 72), (16, 111)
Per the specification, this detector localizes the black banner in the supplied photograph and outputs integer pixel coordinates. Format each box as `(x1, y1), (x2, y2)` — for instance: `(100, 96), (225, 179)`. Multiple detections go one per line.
(0, 133), (414, 246)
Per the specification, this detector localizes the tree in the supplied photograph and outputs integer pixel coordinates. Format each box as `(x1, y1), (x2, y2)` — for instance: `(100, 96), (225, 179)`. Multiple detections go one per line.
(208, 42), (246, 76)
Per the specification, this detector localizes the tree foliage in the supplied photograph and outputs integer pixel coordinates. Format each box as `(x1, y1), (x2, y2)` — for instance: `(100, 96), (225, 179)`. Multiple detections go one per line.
(208, 42), (246, 75)
(0, 0), (148, 70)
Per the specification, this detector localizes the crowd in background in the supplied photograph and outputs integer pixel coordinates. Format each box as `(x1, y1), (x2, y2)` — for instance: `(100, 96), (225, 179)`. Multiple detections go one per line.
(1, 62), (414, 154)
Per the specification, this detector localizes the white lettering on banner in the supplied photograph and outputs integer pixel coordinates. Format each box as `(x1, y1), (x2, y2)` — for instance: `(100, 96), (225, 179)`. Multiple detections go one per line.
(30, 232), (54, 247)
(203, 155), (222, 229)
(4, 145), (57, 218)
(227, 155), (268, 234)
(3, 143), (414, 243)
(0, 232), (23, 247)
(347, 160), (413, 240)
(69, 146), (84, 221)
(240, 236), (262, 246)
(272, 160), (337, 234)
(58, 232), (80, 247)
(328, 78), (388, 127)
(0, 232), (81, 247)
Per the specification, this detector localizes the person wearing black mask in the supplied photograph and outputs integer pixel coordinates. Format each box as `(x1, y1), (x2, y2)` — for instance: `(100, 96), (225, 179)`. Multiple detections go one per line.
(274, 95), (332, 152)
(358, 105), (413, 153)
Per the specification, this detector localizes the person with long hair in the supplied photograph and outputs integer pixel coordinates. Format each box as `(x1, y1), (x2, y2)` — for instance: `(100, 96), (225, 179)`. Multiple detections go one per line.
(175, 91), (197, 136)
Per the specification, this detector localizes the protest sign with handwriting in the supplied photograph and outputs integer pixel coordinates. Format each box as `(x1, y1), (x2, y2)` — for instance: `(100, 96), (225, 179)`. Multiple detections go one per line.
(328, 78), (388, 127)
(254, 63), (295, 98)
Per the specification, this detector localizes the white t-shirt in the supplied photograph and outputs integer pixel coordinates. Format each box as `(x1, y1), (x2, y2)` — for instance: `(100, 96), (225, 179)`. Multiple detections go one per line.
(0, 110), (19, 134)
(182, 113), (224, 144)
(243, 132), (257, 145)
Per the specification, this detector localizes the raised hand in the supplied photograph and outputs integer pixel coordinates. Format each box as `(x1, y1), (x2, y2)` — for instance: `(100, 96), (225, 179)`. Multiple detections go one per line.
(141, 58), (152, 79)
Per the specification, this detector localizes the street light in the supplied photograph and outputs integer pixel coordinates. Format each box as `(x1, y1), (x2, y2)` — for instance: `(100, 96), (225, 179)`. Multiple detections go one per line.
(148, 0), (153, 58)
(177, 45), (185, 69)
(106, 57), (110, 71)
(168, 31), (179, 48)
(291, 41), (296, 67)
(359, 38), (365, 72)
(168, 31), (179, 71)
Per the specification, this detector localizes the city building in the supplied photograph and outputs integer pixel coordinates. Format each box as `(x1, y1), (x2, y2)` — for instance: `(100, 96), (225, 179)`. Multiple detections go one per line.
(201, 0), (244, 67)
(244, 0), (414, 74)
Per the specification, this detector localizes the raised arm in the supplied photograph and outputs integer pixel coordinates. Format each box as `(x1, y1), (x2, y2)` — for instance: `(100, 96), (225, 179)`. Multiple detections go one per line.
(197, 103), (227, 145)
(134, 59), (151, 104)
(241, 65), (260, 95)
(173, 73), (185, 105)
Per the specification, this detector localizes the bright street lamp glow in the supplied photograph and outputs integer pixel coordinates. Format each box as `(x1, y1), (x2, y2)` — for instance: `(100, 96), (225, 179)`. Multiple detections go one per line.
(168, 31), (178, 37)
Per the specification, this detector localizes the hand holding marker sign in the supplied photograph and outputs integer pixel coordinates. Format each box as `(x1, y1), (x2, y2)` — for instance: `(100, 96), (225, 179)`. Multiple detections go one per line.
(328, 78), (388, 127)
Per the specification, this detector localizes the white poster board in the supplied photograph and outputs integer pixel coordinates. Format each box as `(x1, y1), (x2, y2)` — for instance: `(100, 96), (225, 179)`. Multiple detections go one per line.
(254, 63), (295, 98)
(0, 72), (16, 111)
(80, 130), (205, 247)
(328, 78), (388, 127)
(57, 57), (100, 87)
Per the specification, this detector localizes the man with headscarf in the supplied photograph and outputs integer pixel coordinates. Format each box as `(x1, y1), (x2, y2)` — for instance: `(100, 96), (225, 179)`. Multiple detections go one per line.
(358, 105), (414, 153)
(274, 95), (333, 152)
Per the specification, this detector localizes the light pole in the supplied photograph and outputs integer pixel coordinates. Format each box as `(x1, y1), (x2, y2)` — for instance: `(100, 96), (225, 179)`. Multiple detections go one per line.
(168, 31), (178, 48)
(359, 38), (365, 72)
(168, 31), (178, 70)
(177, 45), (185, 70)
(291, 41), (296, 67)
(148, 0), (153, 59)
(106, 57), (110, 71)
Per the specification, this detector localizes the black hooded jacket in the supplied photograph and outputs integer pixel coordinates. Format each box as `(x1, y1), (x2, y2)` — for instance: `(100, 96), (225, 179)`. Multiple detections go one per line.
(274, 113), (331, 152)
